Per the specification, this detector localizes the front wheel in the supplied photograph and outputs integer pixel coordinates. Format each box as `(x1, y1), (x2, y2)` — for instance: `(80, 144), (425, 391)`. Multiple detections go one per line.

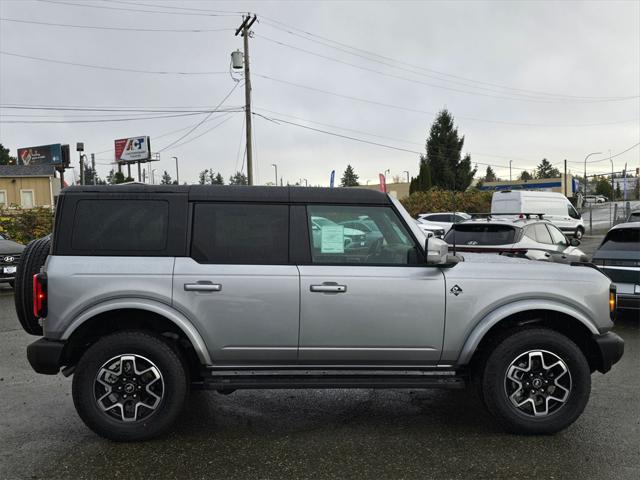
(72, 331), (188, 441)
(480, 328), (591, 434)
(574, 227), (584, 240)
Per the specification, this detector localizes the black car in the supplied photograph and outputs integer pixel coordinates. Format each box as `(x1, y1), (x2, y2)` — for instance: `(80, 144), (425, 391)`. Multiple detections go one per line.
(592, 223), (640, 313)
(0, 233), (24, 288)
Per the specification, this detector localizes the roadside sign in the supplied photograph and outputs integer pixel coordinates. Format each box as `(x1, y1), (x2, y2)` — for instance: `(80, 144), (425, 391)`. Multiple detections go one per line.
(114, 136), (151, 163)
(17, 144), (66, 166)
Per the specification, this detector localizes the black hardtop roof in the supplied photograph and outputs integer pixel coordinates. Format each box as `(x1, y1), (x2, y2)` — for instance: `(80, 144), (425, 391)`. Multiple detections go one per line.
(61, 185), (392, 205)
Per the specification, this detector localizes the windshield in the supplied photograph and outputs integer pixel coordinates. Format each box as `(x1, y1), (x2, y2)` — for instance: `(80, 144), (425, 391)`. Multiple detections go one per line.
(445, 224), (517, 245)
(599, 228), (640, 252)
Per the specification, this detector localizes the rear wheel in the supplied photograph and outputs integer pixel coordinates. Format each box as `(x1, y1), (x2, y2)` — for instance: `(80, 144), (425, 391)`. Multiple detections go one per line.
(481, 328), (591, 434)
(72, 331), (188, 441)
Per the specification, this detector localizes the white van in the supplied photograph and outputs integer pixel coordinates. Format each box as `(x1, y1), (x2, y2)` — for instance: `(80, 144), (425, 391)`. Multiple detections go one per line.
(491, 190), (585, 238)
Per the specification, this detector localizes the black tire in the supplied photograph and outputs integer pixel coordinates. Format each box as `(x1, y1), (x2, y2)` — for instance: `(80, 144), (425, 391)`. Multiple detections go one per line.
(72, 331), (189, 442)
(481, 328), (591, 435)
(574, 227), (584, 240)
(14, 236), (51, 335)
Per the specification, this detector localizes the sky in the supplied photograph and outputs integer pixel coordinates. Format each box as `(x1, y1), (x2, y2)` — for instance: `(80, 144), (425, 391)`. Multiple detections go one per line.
(0, 0), (639, 186)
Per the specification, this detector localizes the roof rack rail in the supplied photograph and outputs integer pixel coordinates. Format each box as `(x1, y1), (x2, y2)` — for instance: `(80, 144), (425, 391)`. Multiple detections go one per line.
(469, 212), (545, 220)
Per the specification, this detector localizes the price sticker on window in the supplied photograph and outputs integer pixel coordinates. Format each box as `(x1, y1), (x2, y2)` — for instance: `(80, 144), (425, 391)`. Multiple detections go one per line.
(321, 225), (345, 253)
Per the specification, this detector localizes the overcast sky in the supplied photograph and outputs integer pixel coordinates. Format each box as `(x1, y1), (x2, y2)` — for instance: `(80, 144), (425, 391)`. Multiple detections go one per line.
(1, 0), (638, 186)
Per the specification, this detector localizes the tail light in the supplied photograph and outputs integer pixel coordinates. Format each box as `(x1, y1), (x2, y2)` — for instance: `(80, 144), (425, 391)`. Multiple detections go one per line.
(33, 273), (47, 318)
(609, 284), (617, 321)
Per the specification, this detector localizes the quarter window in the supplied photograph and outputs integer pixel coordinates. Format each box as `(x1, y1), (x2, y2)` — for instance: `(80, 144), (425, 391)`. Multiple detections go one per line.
(307, 205), (417, 265)
(191, 203), (288, 264)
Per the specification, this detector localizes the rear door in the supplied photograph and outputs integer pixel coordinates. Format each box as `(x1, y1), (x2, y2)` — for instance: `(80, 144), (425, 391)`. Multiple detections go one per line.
(173, 203), (300, 363)
(297, 204), (445, 364)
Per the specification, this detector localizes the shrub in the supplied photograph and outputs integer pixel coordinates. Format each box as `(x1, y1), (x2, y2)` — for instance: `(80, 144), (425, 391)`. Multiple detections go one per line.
(400, 188), (492, 217)
(0, 207), (54, 244)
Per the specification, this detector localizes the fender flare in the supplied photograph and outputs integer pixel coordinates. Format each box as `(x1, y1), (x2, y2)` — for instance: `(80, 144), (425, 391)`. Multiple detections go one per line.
(60, 297), (212, 365)
(456, 299), (599, 366)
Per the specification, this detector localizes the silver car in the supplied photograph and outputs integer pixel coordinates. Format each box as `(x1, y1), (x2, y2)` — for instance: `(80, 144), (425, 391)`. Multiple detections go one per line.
(19, 185), (623, 441)
(444, 215), (588, 264)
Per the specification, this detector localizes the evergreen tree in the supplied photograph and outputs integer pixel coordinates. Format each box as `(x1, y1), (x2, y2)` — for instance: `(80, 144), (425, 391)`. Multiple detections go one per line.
(198, 169), (209, 185)
(484, 166), (497, 182)
(535, 159), (561, 179)
(160, 170), (173, 185)
(519, 170), (533, 181)
(594, 176), (613, 199)
(409, 159), (432, 194)
(212, 172), (224, 185)
(340, 164), (360, 187)
(0, 144), (16, 165)
(229, 171), (248, 185)
(417, 109), (476, 192)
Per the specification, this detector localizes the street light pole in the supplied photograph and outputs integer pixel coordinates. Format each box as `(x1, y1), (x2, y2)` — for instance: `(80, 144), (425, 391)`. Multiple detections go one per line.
(583, 152), (602, 195)
(172, 156), (179, 185)
(609, 150), (613, 196)
(303, 178), (308, 187)
(509, 160), (512, 182)
(384, 169), (390, 182)
(271, 164), (278, 186)
(403, 170), (410, 183)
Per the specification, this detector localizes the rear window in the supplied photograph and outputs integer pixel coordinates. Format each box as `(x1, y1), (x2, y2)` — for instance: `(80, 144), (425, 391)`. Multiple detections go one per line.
(71, 200), (168, 252)
(599, 228), (640, 252)
(445, 224), (517, 245)
(191, 203), (288, 264)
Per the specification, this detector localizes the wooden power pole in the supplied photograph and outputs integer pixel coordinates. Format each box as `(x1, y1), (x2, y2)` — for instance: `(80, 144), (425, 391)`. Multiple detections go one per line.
(235, 14), (257, 185)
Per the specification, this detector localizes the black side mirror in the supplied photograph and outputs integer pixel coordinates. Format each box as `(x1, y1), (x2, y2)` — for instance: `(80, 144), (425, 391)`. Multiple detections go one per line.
(570, 238), (581, 247)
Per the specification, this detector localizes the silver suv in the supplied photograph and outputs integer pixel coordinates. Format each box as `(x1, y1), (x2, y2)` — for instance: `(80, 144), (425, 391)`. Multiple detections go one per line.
(19, 185), (623, 441)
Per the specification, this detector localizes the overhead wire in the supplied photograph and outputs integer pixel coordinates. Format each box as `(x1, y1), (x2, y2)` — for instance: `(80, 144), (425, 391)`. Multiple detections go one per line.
(0, 17), (234, 33)
(37, 0), (238, 17)
(0, 111), (215, 124)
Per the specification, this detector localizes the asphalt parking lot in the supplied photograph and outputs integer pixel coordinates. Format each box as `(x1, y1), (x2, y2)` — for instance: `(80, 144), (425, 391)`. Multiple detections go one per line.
(1, 282), (638, 480)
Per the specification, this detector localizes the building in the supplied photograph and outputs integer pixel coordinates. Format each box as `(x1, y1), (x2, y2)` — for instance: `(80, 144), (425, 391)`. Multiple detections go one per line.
(355, 182), (410, 199)
(0, 165), (60, 209)
(477, 174), (578, 198)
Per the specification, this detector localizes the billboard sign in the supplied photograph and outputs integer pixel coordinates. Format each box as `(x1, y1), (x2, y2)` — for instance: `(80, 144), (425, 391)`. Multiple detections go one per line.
(114, 136), (151, 163)
(17, 144), (65, 166)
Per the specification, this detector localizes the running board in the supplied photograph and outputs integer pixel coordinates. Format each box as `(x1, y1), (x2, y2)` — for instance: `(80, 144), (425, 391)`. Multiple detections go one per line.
(196, 368), (466, 390)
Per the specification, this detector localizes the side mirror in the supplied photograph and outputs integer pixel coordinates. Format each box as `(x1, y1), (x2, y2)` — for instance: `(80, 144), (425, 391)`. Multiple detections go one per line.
(425, 237), (448, 265)
(570, 238), (581, 247)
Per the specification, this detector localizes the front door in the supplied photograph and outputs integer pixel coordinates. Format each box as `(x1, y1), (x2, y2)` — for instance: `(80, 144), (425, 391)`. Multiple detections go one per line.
(173, 203), (299, 363)
(298, 204), (446, 364)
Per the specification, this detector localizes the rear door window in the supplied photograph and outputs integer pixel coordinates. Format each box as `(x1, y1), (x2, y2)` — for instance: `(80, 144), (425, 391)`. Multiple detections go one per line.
(191, 203), (289, 264)
(444, 224), (516, 245)
(532, 224), (553, 244)
(547, 224), (568, 246)
(71, 199), (168, 253)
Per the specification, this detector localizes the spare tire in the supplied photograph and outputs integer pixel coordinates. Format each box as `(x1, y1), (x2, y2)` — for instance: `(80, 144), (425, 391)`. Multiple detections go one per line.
(14, 236), (51, 335)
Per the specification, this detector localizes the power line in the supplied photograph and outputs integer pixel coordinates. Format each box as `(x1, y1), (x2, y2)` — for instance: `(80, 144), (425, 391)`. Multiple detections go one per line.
(259, 16), (639, 102)
(256, 34), (639, 105)
(157, 115), (234, 151)
(0, 111), (217, 124)
(106, 0), (244, 15)
(158, 81), (242, 152)
(0, 104), (242, 114)
(254, 73), (638, 128)
(0, 51), (228, 75)
(565, 142), (640, 164)
(37, 0), (238, 17)
(0, 17), (234, 33)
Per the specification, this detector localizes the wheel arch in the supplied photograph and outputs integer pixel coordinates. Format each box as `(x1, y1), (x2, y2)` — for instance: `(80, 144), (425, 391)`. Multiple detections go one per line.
(60, 299), (212, 373)
(458, 302), (601, 371)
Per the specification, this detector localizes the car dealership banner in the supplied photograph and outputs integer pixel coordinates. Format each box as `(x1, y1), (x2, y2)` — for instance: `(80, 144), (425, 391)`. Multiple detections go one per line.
(17, 144), (67, 166)
(114, 136), (151, 163)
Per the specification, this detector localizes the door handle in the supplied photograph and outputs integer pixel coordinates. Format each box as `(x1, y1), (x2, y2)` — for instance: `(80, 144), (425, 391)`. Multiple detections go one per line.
(184, 282), (222, 292)
(310, 284), (347, 293)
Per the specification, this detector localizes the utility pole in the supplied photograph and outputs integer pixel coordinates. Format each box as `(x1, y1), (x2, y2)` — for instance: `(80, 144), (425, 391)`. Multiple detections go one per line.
(173, 156), (179, 184)
(509, 160), (512, 182)
(235, 14), (257, 185)
(564, 159), (567, 197)
(403, 171), (410, 183)
(271, 163), (278, 186)
(91, 153), (96, 185)
(609, 150), (613, 195)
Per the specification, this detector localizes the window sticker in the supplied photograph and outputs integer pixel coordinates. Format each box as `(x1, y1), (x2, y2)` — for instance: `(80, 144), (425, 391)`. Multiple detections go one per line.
(321, 225), (345, 253)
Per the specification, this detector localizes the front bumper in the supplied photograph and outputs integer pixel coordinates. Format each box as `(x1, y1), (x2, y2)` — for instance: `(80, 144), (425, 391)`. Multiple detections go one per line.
(27, 338), (65, 375)
(592, 332), (624, 373)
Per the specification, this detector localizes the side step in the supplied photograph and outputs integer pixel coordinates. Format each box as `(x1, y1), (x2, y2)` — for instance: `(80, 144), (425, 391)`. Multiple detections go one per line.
(196, 368), (466, 390)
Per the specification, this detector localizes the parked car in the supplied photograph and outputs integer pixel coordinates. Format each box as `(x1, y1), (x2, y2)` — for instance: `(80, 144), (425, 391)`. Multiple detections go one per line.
(584, 195), (607, 204)
(19, 185), (623, 441)
(0, 233), (24, 288)
(491, 190), (585, 239)
(416, 212), (471, 234)
(414, 219), (445, 238)
(626, 209), (640, 223)
(592, 222), (640, 314)
(443, 215), (588, 264)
